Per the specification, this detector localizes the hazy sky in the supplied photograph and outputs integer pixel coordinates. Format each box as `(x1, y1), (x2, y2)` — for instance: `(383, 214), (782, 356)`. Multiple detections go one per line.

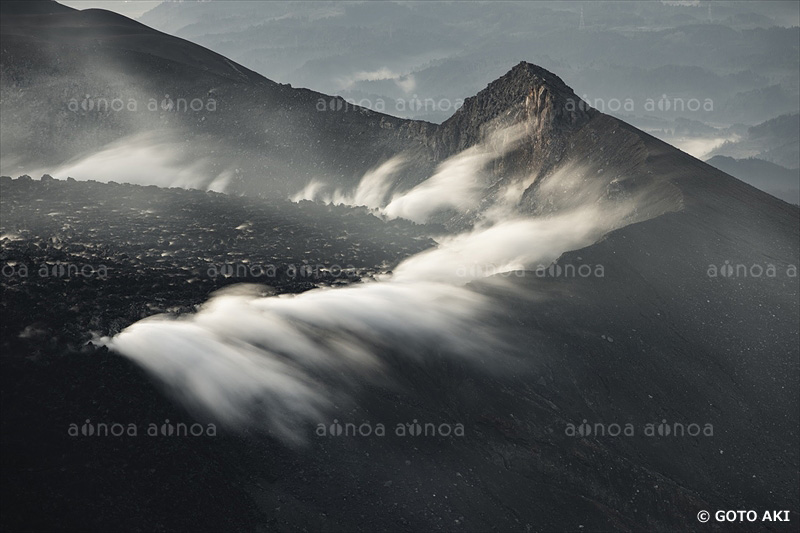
(58, 1), (800, 26)
(60, 1), (160, 18)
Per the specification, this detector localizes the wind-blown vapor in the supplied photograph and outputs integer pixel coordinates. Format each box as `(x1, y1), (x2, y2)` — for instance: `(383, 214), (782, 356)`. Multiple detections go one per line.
(108, 119), (647, 445)
(382, 123), (527, 222)
(392, 206), (629, 284)
(289, 156), (407, 208)
(34, 132), (236, 192)
(106, 282), (498, 443)
(291, 123), (527, 222)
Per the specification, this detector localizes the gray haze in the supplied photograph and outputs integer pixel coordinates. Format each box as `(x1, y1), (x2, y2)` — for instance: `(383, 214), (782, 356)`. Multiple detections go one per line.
(131, 1), (799, 159)
(18, 1), (800, 202)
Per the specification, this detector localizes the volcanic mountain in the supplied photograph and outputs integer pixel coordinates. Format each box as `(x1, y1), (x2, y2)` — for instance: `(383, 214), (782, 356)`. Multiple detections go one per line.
(0, 0), (434, 193)
(1, 2), (798, 532)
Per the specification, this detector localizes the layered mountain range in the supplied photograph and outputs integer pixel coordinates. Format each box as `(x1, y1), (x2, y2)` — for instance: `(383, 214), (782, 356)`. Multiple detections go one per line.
(1, 2), (798, 532)
(2, 0), (789, 219)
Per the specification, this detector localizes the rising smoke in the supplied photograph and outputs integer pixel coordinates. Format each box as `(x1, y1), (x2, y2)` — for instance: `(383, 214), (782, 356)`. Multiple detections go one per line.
(106, 121), (646, 445)
(27, 131), (236, 192)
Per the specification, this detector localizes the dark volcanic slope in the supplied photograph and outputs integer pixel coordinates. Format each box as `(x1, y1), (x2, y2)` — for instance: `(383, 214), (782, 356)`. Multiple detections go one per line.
(0, 1), (436, 194)
(2, 171), (797, 533)
(1, 176), (432, 340)
(706, 155), (800, 205)
(6, 1), (791, 220)
(0, 176), (436, 532)
(468, 134), (800, 530)
(1, 1), (599, 202)
(1, 3), (799, 532)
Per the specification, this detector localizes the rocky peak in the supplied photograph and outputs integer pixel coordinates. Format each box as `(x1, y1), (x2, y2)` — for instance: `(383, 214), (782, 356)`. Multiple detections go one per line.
(435, 62), (594, 155)
(429, 62), (595, 180)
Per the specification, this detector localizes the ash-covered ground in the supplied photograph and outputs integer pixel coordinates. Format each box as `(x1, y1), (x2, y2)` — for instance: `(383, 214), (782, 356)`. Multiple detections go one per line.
(1, 175), (434, 339)
(0, 176), (438, 532)
(1, 169), (797, 533)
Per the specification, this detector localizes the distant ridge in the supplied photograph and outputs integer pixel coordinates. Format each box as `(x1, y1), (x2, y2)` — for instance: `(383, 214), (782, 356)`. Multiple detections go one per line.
(0, 2), (795, 225)
(0, 1), (75, 15)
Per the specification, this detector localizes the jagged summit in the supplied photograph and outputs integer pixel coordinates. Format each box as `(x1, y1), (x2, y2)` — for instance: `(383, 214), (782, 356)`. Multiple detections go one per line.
(437, 61), (593, 153)
(470, 61), (586, 119)
(463, 62), (589, 121)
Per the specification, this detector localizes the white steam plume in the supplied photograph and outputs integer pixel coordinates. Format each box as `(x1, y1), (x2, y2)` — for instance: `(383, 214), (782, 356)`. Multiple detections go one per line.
(382, 123), (527, 222)
(392, 206), (627, 284)
(106, 282), (498, 444)
(289, 156), (406, 208)
(33, 132), (236, 192)
(290, 179), (327, 203)
(108, 121), (647, 445)
(291, 123), (527, 223)
(332, 155), (408, 208)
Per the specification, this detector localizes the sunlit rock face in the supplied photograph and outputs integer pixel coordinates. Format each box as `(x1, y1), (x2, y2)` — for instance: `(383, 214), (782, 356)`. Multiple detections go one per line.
(434, 62), (594, 155)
